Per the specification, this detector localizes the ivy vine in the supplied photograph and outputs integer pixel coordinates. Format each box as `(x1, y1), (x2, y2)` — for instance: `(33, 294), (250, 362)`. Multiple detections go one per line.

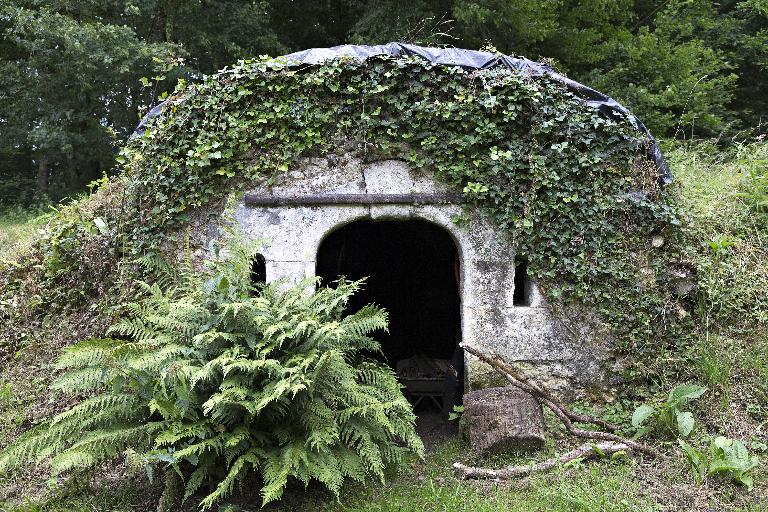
(120, 54), (685, 356)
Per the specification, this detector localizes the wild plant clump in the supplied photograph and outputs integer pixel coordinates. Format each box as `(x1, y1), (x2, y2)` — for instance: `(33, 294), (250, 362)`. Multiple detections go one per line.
(0, 242), (422, 508)
(1, 54), (685, 363)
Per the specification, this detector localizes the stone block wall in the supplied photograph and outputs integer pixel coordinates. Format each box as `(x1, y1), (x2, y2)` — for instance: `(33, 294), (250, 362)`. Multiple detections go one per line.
(232, 156), (612, 395)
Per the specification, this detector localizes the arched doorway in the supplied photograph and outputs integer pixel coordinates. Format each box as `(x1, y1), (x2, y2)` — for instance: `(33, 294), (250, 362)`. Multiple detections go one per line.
(316, 219), (463, 415)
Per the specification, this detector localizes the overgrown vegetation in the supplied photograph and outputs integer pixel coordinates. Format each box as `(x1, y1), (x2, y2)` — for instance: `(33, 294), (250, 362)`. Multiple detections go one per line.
(0, 53), (766, 509)
(669, 141), (768, 414)
(118, 54), (681, 360)
(0, 239), (422, 509)
(681, 436), (761, 491)
(3, 1), (767, 203)
(631, 384), (761, 491)
(632, 384), (707, 439)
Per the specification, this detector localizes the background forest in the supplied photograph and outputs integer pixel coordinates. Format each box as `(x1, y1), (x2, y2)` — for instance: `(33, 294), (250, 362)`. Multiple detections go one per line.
(0, 0), (767, 206)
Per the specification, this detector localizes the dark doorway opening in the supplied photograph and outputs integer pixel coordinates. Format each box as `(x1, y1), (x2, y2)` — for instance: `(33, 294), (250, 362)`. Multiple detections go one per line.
(316, 219), (463, 417)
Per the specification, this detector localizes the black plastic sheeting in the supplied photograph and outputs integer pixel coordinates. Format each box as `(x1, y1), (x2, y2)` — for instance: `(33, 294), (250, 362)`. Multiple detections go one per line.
(137, 42), (671, 183)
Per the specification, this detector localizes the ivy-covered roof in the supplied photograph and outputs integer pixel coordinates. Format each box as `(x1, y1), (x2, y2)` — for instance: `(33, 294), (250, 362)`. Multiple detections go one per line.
(116, 39), (685, 364)
(137, 42), (671, 183)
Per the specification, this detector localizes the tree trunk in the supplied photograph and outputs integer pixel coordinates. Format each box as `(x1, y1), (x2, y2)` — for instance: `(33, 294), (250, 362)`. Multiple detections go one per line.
(463, 386), (546, 454)
(36, 155), (48, 197)
(64, 150), (77, 192)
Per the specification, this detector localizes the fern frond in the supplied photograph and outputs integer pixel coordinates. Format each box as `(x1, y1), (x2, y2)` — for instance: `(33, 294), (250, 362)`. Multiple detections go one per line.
(182, 463), (210, 503)
(199, 448), (261, 510)
(0, 394), (146, 472)
(0, 245), (422, 511)
(61, 422), (165, 467)
(50, 367), (110, 393)
(155, 421), (213, 448)
(50, 450), (96, 475)
(54, 338), (124, 370)
(340, 305), (388, 339)
(50, 394), (141, 427)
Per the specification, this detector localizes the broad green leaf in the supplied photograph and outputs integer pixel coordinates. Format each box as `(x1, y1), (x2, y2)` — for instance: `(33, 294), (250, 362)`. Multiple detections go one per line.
(631, 404), (655, 427)
(708, 436), (759, 490)
(676, 411), (695, 437)
(737, 474), (754, 491)
(668, 384), (707, 405)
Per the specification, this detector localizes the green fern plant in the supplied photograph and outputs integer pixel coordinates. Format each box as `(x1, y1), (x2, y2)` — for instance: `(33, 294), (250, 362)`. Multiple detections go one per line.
(0, 242), (423, 508)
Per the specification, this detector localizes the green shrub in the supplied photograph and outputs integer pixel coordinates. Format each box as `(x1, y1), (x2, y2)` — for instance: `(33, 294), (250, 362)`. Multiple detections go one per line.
(680, 436), (760, 490)
(0, 242), (422, 508)
(631, 384), (707, 439)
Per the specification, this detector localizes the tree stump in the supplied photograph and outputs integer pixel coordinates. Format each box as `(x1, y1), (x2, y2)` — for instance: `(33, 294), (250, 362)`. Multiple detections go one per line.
(463, 386), (545, 454)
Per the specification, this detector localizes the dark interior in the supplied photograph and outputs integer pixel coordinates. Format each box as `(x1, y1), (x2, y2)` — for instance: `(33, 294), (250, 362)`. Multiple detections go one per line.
(513, 257), (530, 306)
(251, 253), (267, 286)
(316, 219), (462, 367)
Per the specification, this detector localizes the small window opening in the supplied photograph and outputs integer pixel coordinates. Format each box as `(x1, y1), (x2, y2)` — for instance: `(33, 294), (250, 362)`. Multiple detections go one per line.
(251, 254), (266, 287)
(513, 257), (531, 306)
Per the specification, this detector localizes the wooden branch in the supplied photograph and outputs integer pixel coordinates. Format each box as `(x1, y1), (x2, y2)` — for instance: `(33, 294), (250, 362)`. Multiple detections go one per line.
(453, 441), (630, 480)
(459, 343), (661, 458)
(487, 352), (620, 432)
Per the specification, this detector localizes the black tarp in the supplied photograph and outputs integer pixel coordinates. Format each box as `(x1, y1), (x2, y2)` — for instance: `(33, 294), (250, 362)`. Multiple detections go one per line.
(137, 42), (671, 183)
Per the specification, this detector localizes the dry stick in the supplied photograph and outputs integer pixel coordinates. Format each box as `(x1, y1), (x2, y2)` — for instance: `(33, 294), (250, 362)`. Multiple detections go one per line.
(453, 441), (631, 480)
(463, 344), (613, 432)
(459, 343), (661, 457)
(487, 352), (620, 432)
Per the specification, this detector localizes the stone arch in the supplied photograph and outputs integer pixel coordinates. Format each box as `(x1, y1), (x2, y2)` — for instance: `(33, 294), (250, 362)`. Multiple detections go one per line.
(233, 157), (602, 394)
(311, 206), (469, 297)
(316, 217), (463, 368)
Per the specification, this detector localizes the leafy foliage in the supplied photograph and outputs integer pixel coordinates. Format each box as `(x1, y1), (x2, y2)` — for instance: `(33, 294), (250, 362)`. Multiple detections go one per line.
(116, 53), (686, 356)
(0, 1), (179, 201)
(447, 405), (464, 421)
(631, 384), (707, 439)
(680, 436), (760, 490)
(631, 383), (760, 490)
(4, 0), (768, 203)
(0, 241), (422, 508)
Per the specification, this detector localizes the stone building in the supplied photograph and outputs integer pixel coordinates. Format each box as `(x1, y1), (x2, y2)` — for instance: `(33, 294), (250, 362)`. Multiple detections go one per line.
(143, 44), (669, 399)
(233, 156), (611, 396)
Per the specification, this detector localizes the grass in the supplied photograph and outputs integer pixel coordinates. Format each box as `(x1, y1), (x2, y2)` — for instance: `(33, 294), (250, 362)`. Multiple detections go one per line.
(2, 439), (661, 512)
(0, 208), (46, 261)
(665, 141), (768, 432)
(303, 442), (659, 512)
(1, 477), (155, 512)
(3, 435), (764, 511)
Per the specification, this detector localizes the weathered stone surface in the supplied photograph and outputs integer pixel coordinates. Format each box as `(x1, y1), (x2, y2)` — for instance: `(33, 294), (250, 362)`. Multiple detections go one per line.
(463, 306), (574, 362)
(463, 386), (545, 453)
(228, 156), (615, 395)
(363, 160), (414, 194)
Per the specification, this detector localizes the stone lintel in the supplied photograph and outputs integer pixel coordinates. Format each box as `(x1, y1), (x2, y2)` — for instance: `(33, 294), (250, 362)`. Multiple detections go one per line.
(243, 193), (463, 206)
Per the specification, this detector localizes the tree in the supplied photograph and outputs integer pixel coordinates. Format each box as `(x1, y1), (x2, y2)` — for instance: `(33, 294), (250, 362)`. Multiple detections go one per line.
(0, 0), (284, 204)
(0, 2), (177, 201)
(584, 1), (740, 138)
(1, 0), (767, 205)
